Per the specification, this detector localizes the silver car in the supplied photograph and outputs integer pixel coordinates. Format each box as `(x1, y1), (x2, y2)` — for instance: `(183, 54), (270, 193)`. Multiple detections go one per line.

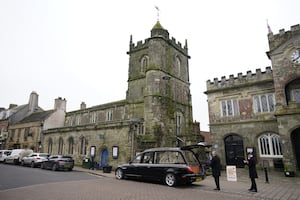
(5, 149), (33, 165)
(21, 153), (50, 168)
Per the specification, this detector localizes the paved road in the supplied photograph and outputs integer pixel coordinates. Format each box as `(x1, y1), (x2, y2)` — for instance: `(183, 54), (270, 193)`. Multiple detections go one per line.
(0, 164), (98, 190)
(1, 164), (300, 200)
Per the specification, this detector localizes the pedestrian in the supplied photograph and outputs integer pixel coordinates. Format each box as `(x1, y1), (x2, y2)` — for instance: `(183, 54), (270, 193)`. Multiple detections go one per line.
(210, 151), (221, 191)
(244, 152), (258, 192)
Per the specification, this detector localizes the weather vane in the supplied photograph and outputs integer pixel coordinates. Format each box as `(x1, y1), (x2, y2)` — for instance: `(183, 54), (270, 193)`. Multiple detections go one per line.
(155, 6), (160, 21)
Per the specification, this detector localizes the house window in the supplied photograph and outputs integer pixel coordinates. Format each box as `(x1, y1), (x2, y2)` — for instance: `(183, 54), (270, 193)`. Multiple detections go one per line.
(221, 99), (239, 116)
(291, 89), (300, 103)
(58, 137), (63, 155)
(76, 115), (81, 125)
(68, 137), (74, 155)
(90, 112), (97, 123)
(106, 110), (113, 121)
(253, 94), (275, 113)
(258, 133), (282, 158)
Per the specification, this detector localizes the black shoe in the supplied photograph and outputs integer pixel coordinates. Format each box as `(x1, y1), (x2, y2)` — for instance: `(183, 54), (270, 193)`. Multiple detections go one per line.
(214, 188), (220, 191)
(250, 189), (257, 192)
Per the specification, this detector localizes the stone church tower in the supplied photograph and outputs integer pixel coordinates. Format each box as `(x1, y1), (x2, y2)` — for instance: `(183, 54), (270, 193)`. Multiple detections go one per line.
(126, 21), (196, 150)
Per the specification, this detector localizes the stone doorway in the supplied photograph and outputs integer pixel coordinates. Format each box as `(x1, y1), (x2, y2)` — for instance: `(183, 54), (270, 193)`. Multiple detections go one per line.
(224, 134), (245, 168)
(291, 128), (300, 171)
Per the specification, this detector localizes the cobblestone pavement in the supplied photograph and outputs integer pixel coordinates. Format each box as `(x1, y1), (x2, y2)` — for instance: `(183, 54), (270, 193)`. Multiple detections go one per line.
(74, 166), (300, 200)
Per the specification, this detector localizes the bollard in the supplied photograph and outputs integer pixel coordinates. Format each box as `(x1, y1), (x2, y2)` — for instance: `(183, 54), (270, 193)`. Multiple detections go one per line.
(264, 167), (269, 183)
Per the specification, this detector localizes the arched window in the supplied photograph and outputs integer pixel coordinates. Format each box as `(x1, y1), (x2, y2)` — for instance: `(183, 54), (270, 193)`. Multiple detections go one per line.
(80, 136), (88, 155)
(47, 138), (53, 154)
(58, 137), (63, 155)
(140, 56), (149, 73)
(68, 137), (74, 155)
(258, 133), (282, 158)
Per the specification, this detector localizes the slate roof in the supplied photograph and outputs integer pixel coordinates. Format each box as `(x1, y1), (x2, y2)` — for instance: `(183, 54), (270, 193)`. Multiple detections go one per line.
(17, 110), (56, 124)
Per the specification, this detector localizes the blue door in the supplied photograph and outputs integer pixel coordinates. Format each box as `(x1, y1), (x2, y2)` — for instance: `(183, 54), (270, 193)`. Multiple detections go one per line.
(100, 149), (108, 167)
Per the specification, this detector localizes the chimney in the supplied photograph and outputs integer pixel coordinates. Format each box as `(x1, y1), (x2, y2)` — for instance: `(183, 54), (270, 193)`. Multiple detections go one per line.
(54, 97), (66, 111)
(28, 91), (39, 113)
(9, 104), (18, 109)
(80, 102), (86, 110)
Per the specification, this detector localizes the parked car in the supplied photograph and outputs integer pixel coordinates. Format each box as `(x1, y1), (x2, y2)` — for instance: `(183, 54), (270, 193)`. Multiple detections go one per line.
(40, 155), (74, 171)
(0, 150), (12, 163)
(5, 149), (33, 165)
(21, 153), (50, 168)
(115, 143), (209, 187)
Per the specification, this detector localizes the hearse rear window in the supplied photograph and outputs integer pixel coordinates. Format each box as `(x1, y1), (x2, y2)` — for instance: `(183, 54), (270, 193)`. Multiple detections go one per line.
(155, 151), (185, 164)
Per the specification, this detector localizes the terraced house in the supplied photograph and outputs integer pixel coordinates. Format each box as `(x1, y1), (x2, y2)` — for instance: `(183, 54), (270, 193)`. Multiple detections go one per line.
(43, 21), (204, 168)
(206, 24), (300, 175)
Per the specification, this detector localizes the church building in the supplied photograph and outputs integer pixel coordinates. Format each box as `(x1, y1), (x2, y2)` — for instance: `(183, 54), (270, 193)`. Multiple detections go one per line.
(43, 21), (203, 167)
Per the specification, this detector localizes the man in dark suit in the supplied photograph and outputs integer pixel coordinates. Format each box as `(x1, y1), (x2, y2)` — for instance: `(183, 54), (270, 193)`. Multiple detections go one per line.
(244, 152), (258, 192)
(211, 151), (221, 190)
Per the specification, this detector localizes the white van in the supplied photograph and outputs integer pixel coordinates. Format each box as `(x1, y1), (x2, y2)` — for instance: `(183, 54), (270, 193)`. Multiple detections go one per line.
(0, 150), (12, 162)
(5, 149), (33, 165)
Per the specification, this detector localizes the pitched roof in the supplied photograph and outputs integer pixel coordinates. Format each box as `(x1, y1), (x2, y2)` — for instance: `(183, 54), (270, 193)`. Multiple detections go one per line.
(18, 110), (55, 124)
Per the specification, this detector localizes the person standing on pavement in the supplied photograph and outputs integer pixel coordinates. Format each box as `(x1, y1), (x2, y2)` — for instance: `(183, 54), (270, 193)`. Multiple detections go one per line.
(244, 152), (258, 192)
(210, 151), (221, 191)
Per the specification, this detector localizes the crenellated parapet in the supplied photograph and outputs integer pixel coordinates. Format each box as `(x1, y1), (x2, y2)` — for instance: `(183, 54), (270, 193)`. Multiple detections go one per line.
(206, 67), (273, 92)
(268, 24), (300, 52)
(129, 36), (188, 55)
(128, 25), (189, 56)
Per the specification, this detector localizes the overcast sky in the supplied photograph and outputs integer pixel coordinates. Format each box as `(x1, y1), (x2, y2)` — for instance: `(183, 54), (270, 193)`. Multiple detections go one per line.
(1, 0), (300, 131)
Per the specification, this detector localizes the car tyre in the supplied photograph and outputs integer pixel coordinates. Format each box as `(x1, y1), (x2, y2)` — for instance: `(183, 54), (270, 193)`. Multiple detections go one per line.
(165, 173), (176, 187)
(52, 163), (58, 171)
(115, 168), (124, 180)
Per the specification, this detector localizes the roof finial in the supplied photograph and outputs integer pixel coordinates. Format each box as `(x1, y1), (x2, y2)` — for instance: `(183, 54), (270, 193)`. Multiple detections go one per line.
(266, 19), (272, 34)
(155, 6), (160, 21)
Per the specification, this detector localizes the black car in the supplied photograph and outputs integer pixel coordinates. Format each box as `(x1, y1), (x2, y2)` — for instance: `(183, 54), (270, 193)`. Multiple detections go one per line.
(40, 155), (74, 171)
(115, 143), (209, 187)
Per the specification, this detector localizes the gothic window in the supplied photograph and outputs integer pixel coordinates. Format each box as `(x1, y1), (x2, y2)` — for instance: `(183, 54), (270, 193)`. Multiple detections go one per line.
(221, 99), (239, 116)
(141, 56), (149, 73)
(80, 136), (88, 155)
(68, 137), (74, 155)
(175, 56), (181, 76)
(258, 133), (282, 158)
(253, 94), (275, 113)
(48, 138), (53, 154)
(58, 137), (63, 155)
